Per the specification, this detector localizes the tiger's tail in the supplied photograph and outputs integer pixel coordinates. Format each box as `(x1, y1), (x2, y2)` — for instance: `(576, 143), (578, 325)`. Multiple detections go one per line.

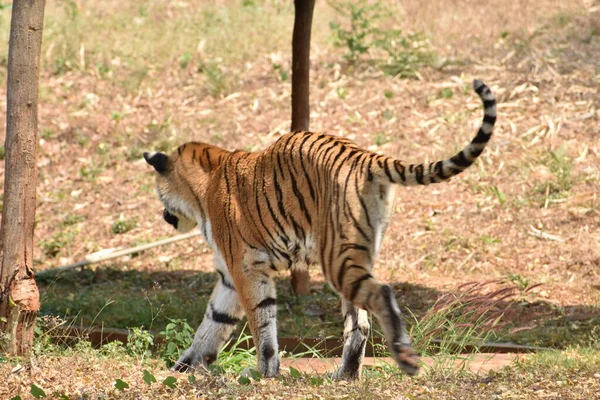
(373, 79), (496, 186)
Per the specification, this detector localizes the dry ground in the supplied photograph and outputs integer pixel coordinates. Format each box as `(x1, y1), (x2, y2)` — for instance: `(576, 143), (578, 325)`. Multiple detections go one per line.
(1, 0), (599, 398)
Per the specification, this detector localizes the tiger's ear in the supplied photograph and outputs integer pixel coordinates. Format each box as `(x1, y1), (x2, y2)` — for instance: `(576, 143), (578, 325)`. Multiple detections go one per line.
(143, 152), (169, 173)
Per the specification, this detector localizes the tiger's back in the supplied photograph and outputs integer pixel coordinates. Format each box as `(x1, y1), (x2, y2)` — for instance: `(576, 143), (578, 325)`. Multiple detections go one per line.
(144, 79), (496, 379)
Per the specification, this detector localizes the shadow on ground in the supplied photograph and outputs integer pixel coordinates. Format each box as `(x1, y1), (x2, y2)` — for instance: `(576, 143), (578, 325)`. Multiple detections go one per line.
(36, 265), (600, 348)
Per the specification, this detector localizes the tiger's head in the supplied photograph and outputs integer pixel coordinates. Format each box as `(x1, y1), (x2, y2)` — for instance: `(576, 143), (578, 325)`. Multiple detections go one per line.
(143, 151), (199, 233)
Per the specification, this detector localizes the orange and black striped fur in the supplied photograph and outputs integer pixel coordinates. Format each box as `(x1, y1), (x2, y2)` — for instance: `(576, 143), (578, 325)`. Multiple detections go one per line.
(144, 80), (496, 380)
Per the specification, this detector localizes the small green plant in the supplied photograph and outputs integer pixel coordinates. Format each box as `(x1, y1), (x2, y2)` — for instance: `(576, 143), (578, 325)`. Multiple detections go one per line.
(439, 87), (453, 99)
(63, 213), (85, 226)
(126, 326), (154, 359)
(372, 132), (389, 146)
(111, 217), (137, 234)
(532, 146), (575, 206)
(507, 273), (531, 291)
(159, 318), (195, 367)
(30, 384), (47, 399)
(110, 111), (125, 123)
(199, 62), (230, 98)
(143, 369), (157, 385)
(41, 128), (56, 140)
(476, 184), (506, 206)
(125, 146), (144, 162)
(41, 230), (77, 258)
(78, 165), (104, 182)
(0, 145), (4, 160)
(544, 146), (574, 192)
(329, 0), (432, 77)
(329, 0), (383, 62)
(272, 63), (288, 81)
(162, 376), (178, 389)
(212, 326), (256, 374)
(335, 87), (347, 99)
(114, 379), (129, 391)
(179, 52), (192, 69)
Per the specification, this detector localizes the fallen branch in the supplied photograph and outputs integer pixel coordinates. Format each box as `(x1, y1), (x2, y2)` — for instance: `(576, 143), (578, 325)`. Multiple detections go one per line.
(36, 231), (202, 278)
(528, 226), (566, 242)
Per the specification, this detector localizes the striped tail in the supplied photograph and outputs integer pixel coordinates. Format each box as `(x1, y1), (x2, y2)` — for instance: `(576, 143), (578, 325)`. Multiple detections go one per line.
(375, 79), (496, 186)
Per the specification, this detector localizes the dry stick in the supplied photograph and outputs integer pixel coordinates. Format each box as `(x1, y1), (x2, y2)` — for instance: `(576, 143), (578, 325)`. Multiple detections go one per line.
(36, 231), (202, 278)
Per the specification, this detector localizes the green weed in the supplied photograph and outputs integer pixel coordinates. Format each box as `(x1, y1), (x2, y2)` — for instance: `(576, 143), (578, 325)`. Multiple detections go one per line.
(78, 165), (104, 182)
(329, 0), (432, 77)
(41, 230), (77, 258)
(212, 326), (256, 375)
(159, 318), (195, 368)
(111, 217), (137, 234)
(126, 326), (154, 359)
(199, 62), (231, 98)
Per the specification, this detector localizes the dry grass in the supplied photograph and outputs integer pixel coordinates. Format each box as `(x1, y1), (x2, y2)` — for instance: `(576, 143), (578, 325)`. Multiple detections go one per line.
(1, 0), (600, 397)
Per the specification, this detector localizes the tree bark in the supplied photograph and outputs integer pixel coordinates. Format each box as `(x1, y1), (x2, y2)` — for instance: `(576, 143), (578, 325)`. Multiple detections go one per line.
(291, 0), (316, 133)
(290, 0), (316, 296)
(0, 0), (46, 356)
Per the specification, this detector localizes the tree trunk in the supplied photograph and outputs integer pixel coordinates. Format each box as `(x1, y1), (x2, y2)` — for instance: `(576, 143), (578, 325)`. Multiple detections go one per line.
(291, 0), (316, 133)
(290, 0), (316, 296)
(0, 0), (46, 356)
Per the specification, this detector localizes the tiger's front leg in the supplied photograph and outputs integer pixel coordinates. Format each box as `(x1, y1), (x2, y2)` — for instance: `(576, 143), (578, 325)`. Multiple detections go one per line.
(232, 262), (280, 378)
(171, 267), (244, 372)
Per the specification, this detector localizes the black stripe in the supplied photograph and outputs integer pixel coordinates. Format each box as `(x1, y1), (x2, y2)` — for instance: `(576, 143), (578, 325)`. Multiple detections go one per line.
(472, 148), (483, 158)
(380, 285), (403, 342)
(210, 305), (240, 325)
(259, 320), (272, 330)
(203, 147), (212, 170)
(451, 151), (471, 168)
(414, 164), (425, 185)
(383, 158), (394, 182)
(255, 297), (277, 309)
(473, 82), (486, 94)
(336, 256), (354, 289)
(349, 273), (372, 302)
(435, 161), (447, 180)
(289, 168), (312, 225)
(216, 270), (235, 291)
(394, 161), (406, 182)
(483, 99), (496, 109)
(298, 133), (317, 202)
(483, 114), (496, 125)
(472, 128), (491, 144)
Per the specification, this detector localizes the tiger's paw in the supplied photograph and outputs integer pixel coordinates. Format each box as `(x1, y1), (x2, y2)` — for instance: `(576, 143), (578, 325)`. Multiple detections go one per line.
(331, 367), (360, 381)
(170, 348), (214, 373)
(393, 344), (420, 376)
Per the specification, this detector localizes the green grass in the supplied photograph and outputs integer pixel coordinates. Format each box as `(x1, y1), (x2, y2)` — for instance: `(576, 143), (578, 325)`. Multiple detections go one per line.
(0, 1), (298, 92)
(37, 266), (600, 354)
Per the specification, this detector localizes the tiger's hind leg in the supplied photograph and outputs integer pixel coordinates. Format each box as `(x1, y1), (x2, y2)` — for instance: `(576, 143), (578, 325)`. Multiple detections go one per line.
(342, 274), (419, 376)
(332, 249), (419, 377)
(332, 299), (370, 380)
(231, 266), (280, 378)
(171, 267), (244, 372)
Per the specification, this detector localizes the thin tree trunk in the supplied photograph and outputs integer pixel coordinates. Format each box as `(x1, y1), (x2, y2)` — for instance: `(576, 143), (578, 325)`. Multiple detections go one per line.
(291, 0), (316, 133)
(290, 0), (316, 296)
(0, 0), (46, 356)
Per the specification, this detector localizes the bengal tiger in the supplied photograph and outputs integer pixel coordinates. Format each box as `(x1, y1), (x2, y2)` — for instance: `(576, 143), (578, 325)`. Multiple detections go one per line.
(143, 79), (496, 380)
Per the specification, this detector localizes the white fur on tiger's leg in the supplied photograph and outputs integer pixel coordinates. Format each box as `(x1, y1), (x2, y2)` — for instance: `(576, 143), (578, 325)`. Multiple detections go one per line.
(332, 299), (370, 381)
(235, 269), (280, 378)
(171, 269), (243, 372)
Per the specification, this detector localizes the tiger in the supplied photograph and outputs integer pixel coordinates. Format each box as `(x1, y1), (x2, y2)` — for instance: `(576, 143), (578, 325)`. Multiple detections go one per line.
(143, 79), (496, 380)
